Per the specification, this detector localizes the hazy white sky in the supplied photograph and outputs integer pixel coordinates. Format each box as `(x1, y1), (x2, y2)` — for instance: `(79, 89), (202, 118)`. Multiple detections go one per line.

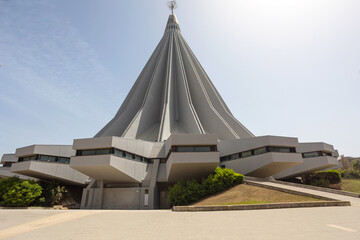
(0, 0), (359, 156)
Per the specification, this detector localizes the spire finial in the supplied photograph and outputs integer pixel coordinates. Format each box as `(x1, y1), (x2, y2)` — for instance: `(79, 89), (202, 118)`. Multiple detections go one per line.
(168, 0), (177, 15)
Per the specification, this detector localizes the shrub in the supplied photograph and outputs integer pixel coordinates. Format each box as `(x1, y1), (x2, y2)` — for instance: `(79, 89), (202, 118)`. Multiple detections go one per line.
(168, 180), (206, 207)
(304, 170), (341, 188)
(168, 168), (244, 206)
(203, 168), (244, 195)
(325, 170), (341, 184)
(0, 176), (21, 203)
(1, 179), (42, 207)
(310, 178), (330, 188)
(35, 181), (68, 206)
(341, 168), (360, 179)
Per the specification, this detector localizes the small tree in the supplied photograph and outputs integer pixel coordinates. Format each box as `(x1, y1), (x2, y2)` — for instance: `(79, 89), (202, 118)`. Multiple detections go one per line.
(36, 181), (68, 206)
(52, 185), (68, 205)
(351, 160), (360, 171)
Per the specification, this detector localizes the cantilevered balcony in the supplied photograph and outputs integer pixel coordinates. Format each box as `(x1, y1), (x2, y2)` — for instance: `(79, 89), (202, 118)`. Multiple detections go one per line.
(70, 155), (148, 184)
(218, 136), (304, 178)
(273, 142), (339, 179)
(10, 161), (89, 185)
(11, 144), (89, 185)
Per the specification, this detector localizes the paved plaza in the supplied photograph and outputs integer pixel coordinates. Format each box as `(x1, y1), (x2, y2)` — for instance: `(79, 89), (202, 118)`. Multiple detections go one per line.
(0, 206), (359, 240)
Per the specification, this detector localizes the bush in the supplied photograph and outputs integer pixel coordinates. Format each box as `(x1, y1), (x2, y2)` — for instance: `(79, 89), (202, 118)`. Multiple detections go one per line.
(341, 168), (360, 179)
(304, 170), (341, 188)
(168, 180), (206, 207)
(326, 170), (341, 184)
(0, 177), (69, 207)
(310, 178), (330, 188)
(0, 176), (21, 203)
(168, 168), (244, 206)
(0, 178), (42, 207)
(203, 168), (244, 195)
(35, 181), (68, 206)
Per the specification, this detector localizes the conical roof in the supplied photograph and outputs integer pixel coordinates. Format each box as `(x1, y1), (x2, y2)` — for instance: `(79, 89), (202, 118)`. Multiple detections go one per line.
(96, 14), (254, 141)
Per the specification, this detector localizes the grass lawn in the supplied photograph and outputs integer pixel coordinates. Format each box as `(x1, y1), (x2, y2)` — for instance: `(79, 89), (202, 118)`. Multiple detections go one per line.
(341, 179), (360, 194)
(193, 184), (322, 206)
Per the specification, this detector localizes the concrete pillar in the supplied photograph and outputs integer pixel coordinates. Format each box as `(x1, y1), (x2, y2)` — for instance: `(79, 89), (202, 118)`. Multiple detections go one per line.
(98, 179), (104, 209)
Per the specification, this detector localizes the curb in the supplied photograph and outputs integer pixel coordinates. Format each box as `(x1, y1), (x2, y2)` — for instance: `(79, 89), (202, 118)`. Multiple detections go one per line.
(0, 207), (53, 210)
(172, 201), (350, 212)
(0, 205), (68, 210)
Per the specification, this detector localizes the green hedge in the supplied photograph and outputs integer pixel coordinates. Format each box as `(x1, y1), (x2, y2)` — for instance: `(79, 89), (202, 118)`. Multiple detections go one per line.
(304, 170), (341, 188)
(168, 168), (244, 206)
(0, 177), (68, 207)
(0, 177), (42, 207)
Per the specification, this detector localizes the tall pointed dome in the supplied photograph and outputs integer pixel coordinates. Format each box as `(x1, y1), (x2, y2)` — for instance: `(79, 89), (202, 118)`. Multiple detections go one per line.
(95, 14), (254, 141)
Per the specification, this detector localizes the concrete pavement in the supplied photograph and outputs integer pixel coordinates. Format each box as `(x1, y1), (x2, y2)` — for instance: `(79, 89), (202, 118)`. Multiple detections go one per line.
(0, 207), (359, 240)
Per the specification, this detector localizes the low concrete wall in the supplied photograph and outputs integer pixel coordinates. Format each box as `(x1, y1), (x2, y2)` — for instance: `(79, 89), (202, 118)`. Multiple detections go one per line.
(173, 201), (350, 212)
(268, 179), (360, 198)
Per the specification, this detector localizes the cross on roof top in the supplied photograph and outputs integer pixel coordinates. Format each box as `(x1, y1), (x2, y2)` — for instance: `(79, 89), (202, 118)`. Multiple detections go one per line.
(168, 1), (177, 15)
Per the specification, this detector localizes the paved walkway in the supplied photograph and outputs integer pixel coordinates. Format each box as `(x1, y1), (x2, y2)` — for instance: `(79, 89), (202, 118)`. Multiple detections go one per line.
(0, 207), (359, 240)
(246, 179), (360, 206)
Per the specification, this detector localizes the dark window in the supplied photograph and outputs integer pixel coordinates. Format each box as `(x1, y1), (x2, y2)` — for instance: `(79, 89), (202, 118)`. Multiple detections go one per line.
(302, 152), (321, 158)
(268, 147), (295, 153)
(254, 147), (267, 155)
(175, 145), (216, 152)
(194, 146), (211, 152)
(59, 157), (70, 164)
(82, 150), (96, 156)
(95, 149), (111, 155)
(230, 153), (239, 160)
(242, 150), (252, 158)
(39, 155), (49, 161)
(322, 152), (332, 156)
(39, 155), (57, 162)
(126, 152), (134, 159)
(114, 149), (124, 157)
(177, 146), (195, 152)
(3, 162), (12, 167)
(220, 155), (230, 162)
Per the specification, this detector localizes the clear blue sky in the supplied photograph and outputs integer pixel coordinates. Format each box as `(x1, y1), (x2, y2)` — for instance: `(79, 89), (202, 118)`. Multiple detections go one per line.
(0, 0), (359, 157)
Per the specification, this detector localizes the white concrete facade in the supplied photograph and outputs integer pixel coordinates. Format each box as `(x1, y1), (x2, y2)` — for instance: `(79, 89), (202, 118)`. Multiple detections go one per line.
(273, 142), (339, 179)
(9, 145), (89, 185)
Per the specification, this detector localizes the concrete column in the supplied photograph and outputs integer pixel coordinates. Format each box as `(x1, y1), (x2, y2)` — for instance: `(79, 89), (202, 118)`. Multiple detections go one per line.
(149, 159), (160, 209)
(98, 179), (104, 209)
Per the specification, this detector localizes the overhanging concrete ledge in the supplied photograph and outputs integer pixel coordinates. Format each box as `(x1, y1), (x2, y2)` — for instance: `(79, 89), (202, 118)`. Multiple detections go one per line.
(172, 201), (350, 212)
